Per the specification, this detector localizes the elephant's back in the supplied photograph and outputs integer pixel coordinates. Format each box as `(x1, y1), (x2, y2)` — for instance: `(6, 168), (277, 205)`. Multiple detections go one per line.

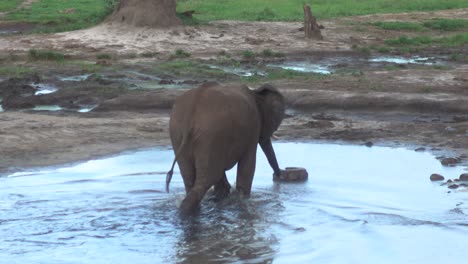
(194, 84), (259, 128)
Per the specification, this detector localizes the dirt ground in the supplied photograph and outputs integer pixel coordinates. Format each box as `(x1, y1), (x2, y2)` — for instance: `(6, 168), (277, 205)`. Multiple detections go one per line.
(0, 9), (467, 174)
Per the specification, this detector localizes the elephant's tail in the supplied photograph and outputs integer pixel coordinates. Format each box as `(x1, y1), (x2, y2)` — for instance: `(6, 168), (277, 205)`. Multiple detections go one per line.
(166, 130), (191, 193)
(166, 159), (177, 193)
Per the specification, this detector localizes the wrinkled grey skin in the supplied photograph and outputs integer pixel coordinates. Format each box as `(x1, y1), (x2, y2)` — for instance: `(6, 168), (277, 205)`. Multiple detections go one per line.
(166, 82), (285, 216)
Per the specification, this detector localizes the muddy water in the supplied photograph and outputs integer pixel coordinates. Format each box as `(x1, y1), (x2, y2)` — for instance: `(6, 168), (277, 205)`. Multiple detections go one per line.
(1, 143), (467, 263)
(267, 55), (441, 74)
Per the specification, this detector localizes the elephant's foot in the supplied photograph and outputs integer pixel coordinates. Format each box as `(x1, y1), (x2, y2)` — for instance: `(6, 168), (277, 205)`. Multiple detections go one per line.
(179, 195), (201, 217)
(213, 176), (231, 201)
(234, 185), (251, 197)
(179, 186), (209, 217)
(213, 186), (230, 201)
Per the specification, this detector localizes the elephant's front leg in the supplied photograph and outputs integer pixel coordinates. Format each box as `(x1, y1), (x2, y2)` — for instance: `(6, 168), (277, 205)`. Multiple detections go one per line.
(235, 146), (257, 196)
(213, 172), (230, 200)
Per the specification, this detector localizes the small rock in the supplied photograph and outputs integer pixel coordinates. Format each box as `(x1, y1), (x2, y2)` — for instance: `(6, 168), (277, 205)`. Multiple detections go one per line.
(304, 120), (334, 128)
(448, 184), (459, 189)
(158, 79), (174, 85)
(453, 115), (468, 122)
(441, 158), (458, 166)
(415, 147), (426, 152)
(430, 173), (445, 181)
(447, 179), (453, 183)
(364, 141), (373, 147)
(275, 167), (308, 182)
(459, 173), (468, 181)
(445, 126), (456, 132)
(96, 59), (111, 66)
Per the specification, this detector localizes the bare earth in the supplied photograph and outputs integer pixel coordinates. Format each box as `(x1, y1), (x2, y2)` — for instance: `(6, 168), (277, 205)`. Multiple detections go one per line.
(0, 9), (467, 173)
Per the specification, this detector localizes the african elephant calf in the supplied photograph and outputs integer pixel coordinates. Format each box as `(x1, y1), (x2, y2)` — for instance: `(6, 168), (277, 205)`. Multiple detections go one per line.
(166, 82), (285, 215)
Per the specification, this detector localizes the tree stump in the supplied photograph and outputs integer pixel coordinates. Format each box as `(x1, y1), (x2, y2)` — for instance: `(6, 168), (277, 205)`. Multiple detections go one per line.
(108, 0), (181, 28)
(303, 4), (323, 40)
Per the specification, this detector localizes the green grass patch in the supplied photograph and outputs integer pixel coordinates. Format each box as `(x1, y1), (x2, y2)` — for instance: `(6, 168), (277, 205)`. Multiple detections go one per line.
(176, 11), (202, 25)
(154, 60), (231, 79)
(5, 0), (118, 33)
(372, 21), (425, 31)
(372, 19), (468, 32)
(178, 0), (468, 21)
(241, 50), (256, 59)
(28, 49), (65, 61)
(96, 53), (112, 60)
(423, 18), (468, 31)
(0, 0), (22, 12)
(385, 35), (433, 46)
(140, 51), (160, 58)
(385, 33), (468, 47)
(0, 66), (33, 78)
(260, 49), (285, 57)
(170, 49), (191, 59)
(67, 61), (103, 73)
(384, 64), (402, 71)
(436, 33), (468, 47)
(3, 0), (468, 31)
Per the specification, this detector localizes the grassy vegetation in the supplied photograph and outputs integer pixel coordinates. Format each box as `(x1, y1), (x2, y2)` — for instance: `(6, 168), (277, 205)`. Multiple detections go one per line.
(372, 18), (468, 31)
(0, 66), (33, 78)
(372, 21), (425, 31)
(66, 61), (103, 73)
(5, 0), (118, 33)
(178, 0), (468, 21)
(385, 33), (468, 47)
(385, 36), (433, 46)
(0, 0), (22, 12)
(153, 60), (231, 79)
(96, 53), (112, 60)
(170, 49), (191, 59)
(3, 0), (467, 32)
(242, 50), (256, 59)
(28, 49), (65, 61)
(423, 18), (468, 31)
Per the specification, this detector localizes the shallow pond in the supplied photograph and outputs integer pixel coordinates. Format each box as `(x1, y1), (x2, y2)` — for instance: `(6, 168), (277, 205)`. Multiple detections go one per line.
(267, 55), (441, 75)
(32, 83), (59, 96)
(30, 105), (97, 113)
(1, 143), (467, 263)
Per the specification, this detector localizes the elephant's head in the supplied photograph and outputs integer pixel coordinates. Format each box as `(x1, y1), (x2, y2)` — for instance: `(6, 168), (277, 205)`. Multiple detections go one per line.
(254, 84), (285, 177)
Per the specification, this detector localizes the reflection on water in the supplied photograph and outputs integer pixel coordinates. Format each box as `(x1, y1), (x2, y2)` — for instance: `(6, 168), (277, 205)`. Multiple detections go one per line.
(59, 74), (92, 82)
(32, 83), (59, 95)
(32, 105), (63, 111)
(369, 56), (437, 65)
(268, 62), (332, 74)
(1, 143), (467, 263)
(208, 65), (267, 77)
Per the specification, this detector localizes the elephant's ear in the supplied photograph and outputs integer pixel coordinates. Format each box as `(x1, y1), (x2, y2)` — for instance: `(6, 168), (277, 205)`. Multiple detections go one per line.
(254, 84), (285, 140)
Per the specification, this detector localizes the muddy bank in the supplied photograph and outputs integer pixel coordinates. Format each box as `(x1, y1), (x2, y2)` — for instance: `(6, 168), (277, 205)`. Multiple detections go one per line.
(1, 9), (467, 174)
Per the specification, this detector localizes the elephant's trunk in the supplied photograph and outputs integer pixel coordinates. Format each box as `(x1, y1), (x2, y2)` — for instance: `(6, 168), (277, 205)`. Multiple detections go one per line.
(260, 138), (281, 177)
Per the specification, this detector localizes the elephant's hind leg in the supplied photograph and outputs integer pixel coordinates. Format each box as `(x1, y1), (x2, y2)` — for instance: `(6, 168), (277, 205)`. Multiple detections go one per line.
(177, 155), (196, 194)
(179, 167), (221, 216)
(213, 172), (231, 200)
